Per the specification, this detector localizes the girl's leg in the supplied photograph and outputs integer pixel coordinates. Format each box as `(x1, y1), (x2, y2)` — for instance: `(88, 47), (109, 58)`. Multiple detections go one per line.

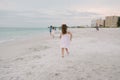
(65, 48), (69, 55)
(52, 34), (54, 38)
(61, 48), (64, 58)
(53, 35), (54, 38)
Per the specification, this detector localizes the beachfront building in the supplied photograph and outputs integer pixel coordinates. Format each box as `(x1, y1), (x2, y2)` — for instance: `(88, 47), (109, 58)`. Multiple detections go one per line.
(96, 19), (105, 27)
(91, 19), (105, 28)
(105, 16), (120, 28)
(91, 16), (120, 28)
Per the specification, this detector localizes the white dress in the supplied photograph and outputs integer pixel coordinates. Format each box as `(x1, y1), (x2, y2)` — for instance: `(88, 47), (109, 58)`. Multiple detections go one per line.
(60, 33), (70, 48)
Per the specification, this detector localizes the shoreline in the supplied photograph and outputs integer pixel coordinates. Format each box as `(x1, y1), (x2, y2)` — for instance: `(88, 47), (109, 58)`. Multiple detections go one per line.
(0, 27), (49, 44)
(0, 31), (51, 60)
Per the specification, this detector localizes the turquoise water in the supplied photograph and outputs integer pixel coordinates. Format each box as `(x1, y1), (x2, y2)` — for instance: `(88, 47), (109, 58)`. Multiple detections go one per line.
(0, 27), (48, 43)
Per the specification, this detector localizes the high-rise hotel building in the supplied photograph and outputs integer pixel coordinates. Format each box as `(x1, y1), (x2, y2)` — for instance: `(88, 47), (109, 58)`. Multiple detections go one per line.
(105, 16), (120, 28)
(91, 16), (120, 28)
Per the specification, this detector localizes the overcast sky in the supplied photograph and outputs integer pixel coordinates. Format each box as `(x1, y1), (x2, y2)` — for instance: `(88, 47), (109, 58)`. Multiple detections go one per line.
(0, 0), (120, 27)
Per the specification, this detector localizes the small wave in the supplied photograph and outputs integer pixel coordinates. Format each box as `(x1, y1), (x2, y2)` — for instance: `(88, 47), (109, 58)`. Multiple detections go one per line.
(0, 39), (15, 44)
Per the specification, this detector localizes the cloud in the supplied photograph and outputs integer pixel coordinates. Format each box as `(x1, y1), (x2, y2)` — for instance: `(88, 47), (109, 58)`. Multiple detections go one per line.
(0, 0), (120, 27)
(0, 9), (102, 27)
(0, 0), (17, 10)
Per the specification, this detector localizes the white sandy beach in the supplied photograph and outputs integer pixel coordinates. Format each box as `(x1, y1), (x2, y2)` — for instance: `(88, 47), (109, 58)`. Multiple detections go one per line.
(0, 28), (120, 80)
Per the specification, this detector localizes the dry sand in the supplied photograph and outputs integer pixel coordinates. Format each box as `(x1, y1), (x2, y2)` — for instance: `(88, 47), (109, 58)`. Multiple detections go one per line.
(0, 28), (120, 80)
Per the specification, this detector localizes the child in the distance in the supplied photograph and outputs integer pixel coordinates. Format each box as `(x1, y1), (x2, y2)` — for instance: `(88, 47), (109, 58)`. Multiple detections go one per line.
(60, 24), (72, 58)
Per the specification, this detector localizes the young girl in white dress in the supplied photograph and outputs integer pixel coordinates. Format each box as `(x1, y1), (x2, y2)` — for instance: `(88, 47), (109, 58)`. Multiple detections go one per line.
(60, 24), (72, 58)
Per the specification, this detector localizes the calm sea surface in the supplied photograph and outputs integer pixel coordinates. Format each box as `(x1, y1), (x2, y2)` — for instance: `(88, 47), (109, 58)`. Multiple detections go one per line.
(0, 27), (49, 43)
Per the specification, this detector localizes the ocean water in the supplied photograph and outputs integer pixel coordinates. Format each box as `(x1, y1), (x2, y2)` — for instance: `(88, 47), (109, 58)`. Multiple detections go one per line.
(0, 27), (48, 43)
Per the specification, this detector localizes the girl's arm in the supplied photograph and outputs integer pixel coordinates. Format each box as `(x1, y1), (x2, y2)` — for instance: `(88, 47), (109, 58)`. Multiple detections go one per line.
(68, 32), (72, 41)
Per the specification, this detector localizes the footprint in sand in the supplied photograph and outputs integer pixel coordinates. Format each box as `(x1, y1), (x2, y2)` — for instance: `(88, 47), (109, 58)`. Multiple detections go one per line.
(55, 73), (60, 76)
(3, 65), (10, 68)
(0, 59), (2, 62)
(14, 57), (24, 61)
(49, 72), (61, 78)
(67, 66), (78, 71)
(29, 46), (49, 52)
(33, 55), (41, 59)
(86, 74), (91, 78)
(10, 76), (20, 80)
(26, 72), (32, 76)
(29, 48), (40, 51)
(0, 77), (5, 80)
(33, 48), (40, 51)
(31, 65), (37, 69)
(118, 71), (120, 74)
(78, 77), (85, 80)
